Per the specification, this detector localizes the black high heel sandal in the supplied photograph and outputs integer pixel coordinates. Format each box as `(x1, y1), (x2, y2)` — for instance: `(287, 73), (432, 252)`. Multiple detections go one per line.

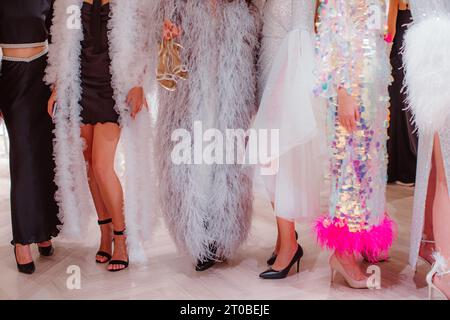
(259, 244), (303, 280)
(267, 231), (298, 266)
(96, 218), (113, 264)
(14, 246), (35, 275)
(108, 229), (129, 272)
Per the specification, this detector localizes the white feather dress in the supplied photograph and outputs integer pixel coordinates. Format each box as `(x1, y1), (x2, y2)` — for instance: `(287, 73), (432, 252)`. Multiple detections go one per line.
(403, 0), (450, 268)
(152, 0), (260, 263)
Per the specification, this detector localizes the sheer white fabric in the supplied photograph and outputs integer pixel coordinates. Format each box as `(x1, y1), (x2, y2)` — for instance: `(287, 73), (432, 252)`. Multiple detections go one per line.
(252, 0), (327, 222)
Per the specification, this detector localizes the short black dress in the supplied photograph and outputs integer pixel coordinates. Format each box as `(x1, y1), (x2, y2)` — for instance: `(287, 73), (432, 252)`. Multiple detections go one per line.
(79, 1), (119, 125)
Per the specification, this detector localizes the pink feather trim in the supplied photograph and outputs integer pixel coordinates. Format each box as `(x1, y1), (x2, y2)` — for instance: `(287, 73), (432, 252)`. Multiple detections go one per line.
(314, 215), (396, 262)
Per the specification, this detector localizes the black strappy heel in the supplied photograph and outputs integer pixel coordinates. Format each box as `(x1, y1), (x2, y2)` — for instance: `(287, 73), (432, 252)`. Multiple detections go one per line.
(108, 229), (129, 272)
(96, 218), (113, 264)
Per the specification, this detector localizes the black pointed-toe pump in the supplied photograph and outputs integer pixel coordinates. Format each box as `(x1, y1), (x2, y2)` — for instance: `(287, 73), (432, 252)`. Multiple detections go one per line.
(260, 244), (303, 280)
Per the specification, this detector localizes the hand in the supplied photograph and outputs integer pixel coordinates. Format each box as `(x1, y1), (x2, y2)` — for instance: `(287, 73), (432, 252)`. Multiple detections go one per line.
(163, 19), (181, 41)
(127, 87), (148, 119)
(337, 88), (359, 133)
(48, 86), (57, 119)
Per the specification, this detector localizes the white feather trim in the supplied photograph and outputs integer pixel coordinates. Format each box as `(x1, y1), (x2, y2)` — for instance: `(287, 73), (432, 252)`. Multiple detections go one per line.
(403, 16), (450, 133)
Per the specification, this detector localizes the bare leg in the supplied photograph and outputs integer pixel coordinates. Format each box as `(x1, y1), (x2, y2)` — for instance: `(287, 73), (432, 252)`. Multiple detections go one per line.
(271, 202), (281, 255)
(90, 123), (126, 271)
(272, 217), (298, 271)
(80, 125), (112, 263)
(14, 243), (33, 264)
(432, 134), (450, 297)
(420, 152), (437, 264)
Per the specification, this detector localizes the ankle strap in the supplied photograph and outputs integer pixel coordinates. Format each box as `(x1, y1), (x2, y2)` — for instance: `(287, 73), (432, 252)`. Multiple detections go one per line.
(114, 229), (126, 236)
(98, 218), (112, 225)
(433, 252), (450, 276)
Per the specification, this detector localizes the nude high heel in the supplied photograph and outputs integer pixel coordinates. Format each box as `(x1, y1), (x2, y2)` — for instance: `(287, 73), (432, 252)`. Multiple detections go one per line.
(329, 253), (368, 289)
(426, 252), (450, 300)
(418, 239), (436, 267)
(169, 41), (188, 80)
(157, 40), (178, 91)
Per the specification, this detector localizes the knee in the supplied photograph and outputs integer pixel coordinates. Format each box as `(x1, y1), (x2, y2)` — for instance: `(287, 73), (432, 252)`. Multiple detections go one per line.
(92, 159), (114, 183)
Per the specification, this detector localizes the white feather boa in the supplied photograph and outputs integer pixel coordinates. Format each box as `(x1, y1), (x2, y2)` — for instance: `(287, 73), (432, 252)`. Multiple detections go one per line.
(403, 16), (450, 133)
(45, 0), (156, 263)
(153, 0), (260, 262)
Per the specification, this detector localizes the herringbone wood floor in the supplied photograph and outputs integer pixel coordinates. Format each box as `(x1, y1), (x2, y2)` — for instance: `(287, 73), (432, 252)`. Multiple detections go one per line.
(0, 157), (430, 300)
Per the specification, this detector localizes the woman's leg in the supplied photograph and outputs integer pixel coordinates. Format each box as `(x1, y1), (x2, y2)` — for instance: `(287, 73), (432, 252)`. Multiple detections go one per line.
(90, 123), (126, 271)
(272, 217), (297, 270)
(272, 202), (281, 255)
(432, 134), (450, 297)
(420, 152), (436, 264)
(335, 252), (367, 281)
(80, 125), (112, 263)
(14, 244), (33, 264)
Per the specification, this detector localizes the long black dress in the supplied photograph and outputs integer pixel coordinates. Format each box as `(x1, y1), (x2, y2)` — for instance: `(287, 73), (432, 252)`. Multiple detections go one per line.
(387, 9), (418, 184)
(0, 0), (60, 245)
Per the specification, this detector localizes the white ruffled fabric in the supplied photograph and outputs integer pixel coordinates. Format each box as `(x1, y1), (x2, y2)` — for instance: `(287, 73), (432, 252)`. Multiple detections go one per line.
(252, 0), (327, 222)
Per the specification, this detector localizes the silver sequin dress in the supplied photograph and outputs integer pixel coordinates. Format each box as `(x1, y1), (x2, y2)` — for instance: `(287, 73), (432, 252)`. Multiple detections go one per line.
(314, 0), (395, 262)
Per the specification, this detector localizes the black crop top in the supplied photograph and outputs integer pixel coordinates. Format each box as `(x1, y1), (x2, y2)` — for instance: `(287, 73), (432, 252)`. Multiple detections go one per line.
(0, 0), (54, 46)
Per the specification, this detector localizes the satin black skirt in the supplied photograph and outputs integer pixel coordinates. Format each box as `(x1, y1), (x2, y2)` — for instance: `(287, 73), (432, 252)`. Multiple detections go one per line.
(0, 54), (60, 245)
(387, 9), (418, 184)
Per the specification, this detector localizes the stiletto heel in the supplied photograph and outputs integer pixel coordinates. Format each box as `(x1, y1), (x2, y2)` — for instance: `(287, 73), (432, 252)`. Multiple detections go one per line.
(170, 41), (188, 80)
(330, 268), (336, 283)
(259, 244), (303, 280)
(108, 229), (129, 272)
(14, 246), (35, 275)
(96, 218), (113, 264)
(426, 252), (449, 300)
(267, 231), (298, 266)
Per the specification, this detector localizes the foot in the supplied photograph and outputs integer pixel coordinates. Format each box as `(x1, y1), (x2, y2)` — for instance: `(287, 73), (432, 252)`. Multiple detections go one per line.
(433, 274), (450, 299)
(272, 243), (299, 271)
(107, 234), (128, 271)
(37, 240), (52, 248)
(335, 253), (367, 282)
(37, 240), (54, 256)
(97, 224), (113, 263)
(419, 242), (435, 265)
(15, 244), (33, 265)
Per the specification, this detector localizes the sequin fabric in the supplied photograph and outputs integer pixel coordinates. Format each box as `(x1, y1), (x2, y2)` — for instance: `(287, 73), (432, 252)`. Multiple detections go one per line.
(315, 0), (392, 233)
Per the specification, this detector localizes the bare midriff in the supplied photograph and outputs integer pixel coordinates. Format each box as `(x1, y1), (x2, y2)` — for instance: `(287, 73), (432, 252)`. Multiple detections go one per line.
(2, 46), (46, 59)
